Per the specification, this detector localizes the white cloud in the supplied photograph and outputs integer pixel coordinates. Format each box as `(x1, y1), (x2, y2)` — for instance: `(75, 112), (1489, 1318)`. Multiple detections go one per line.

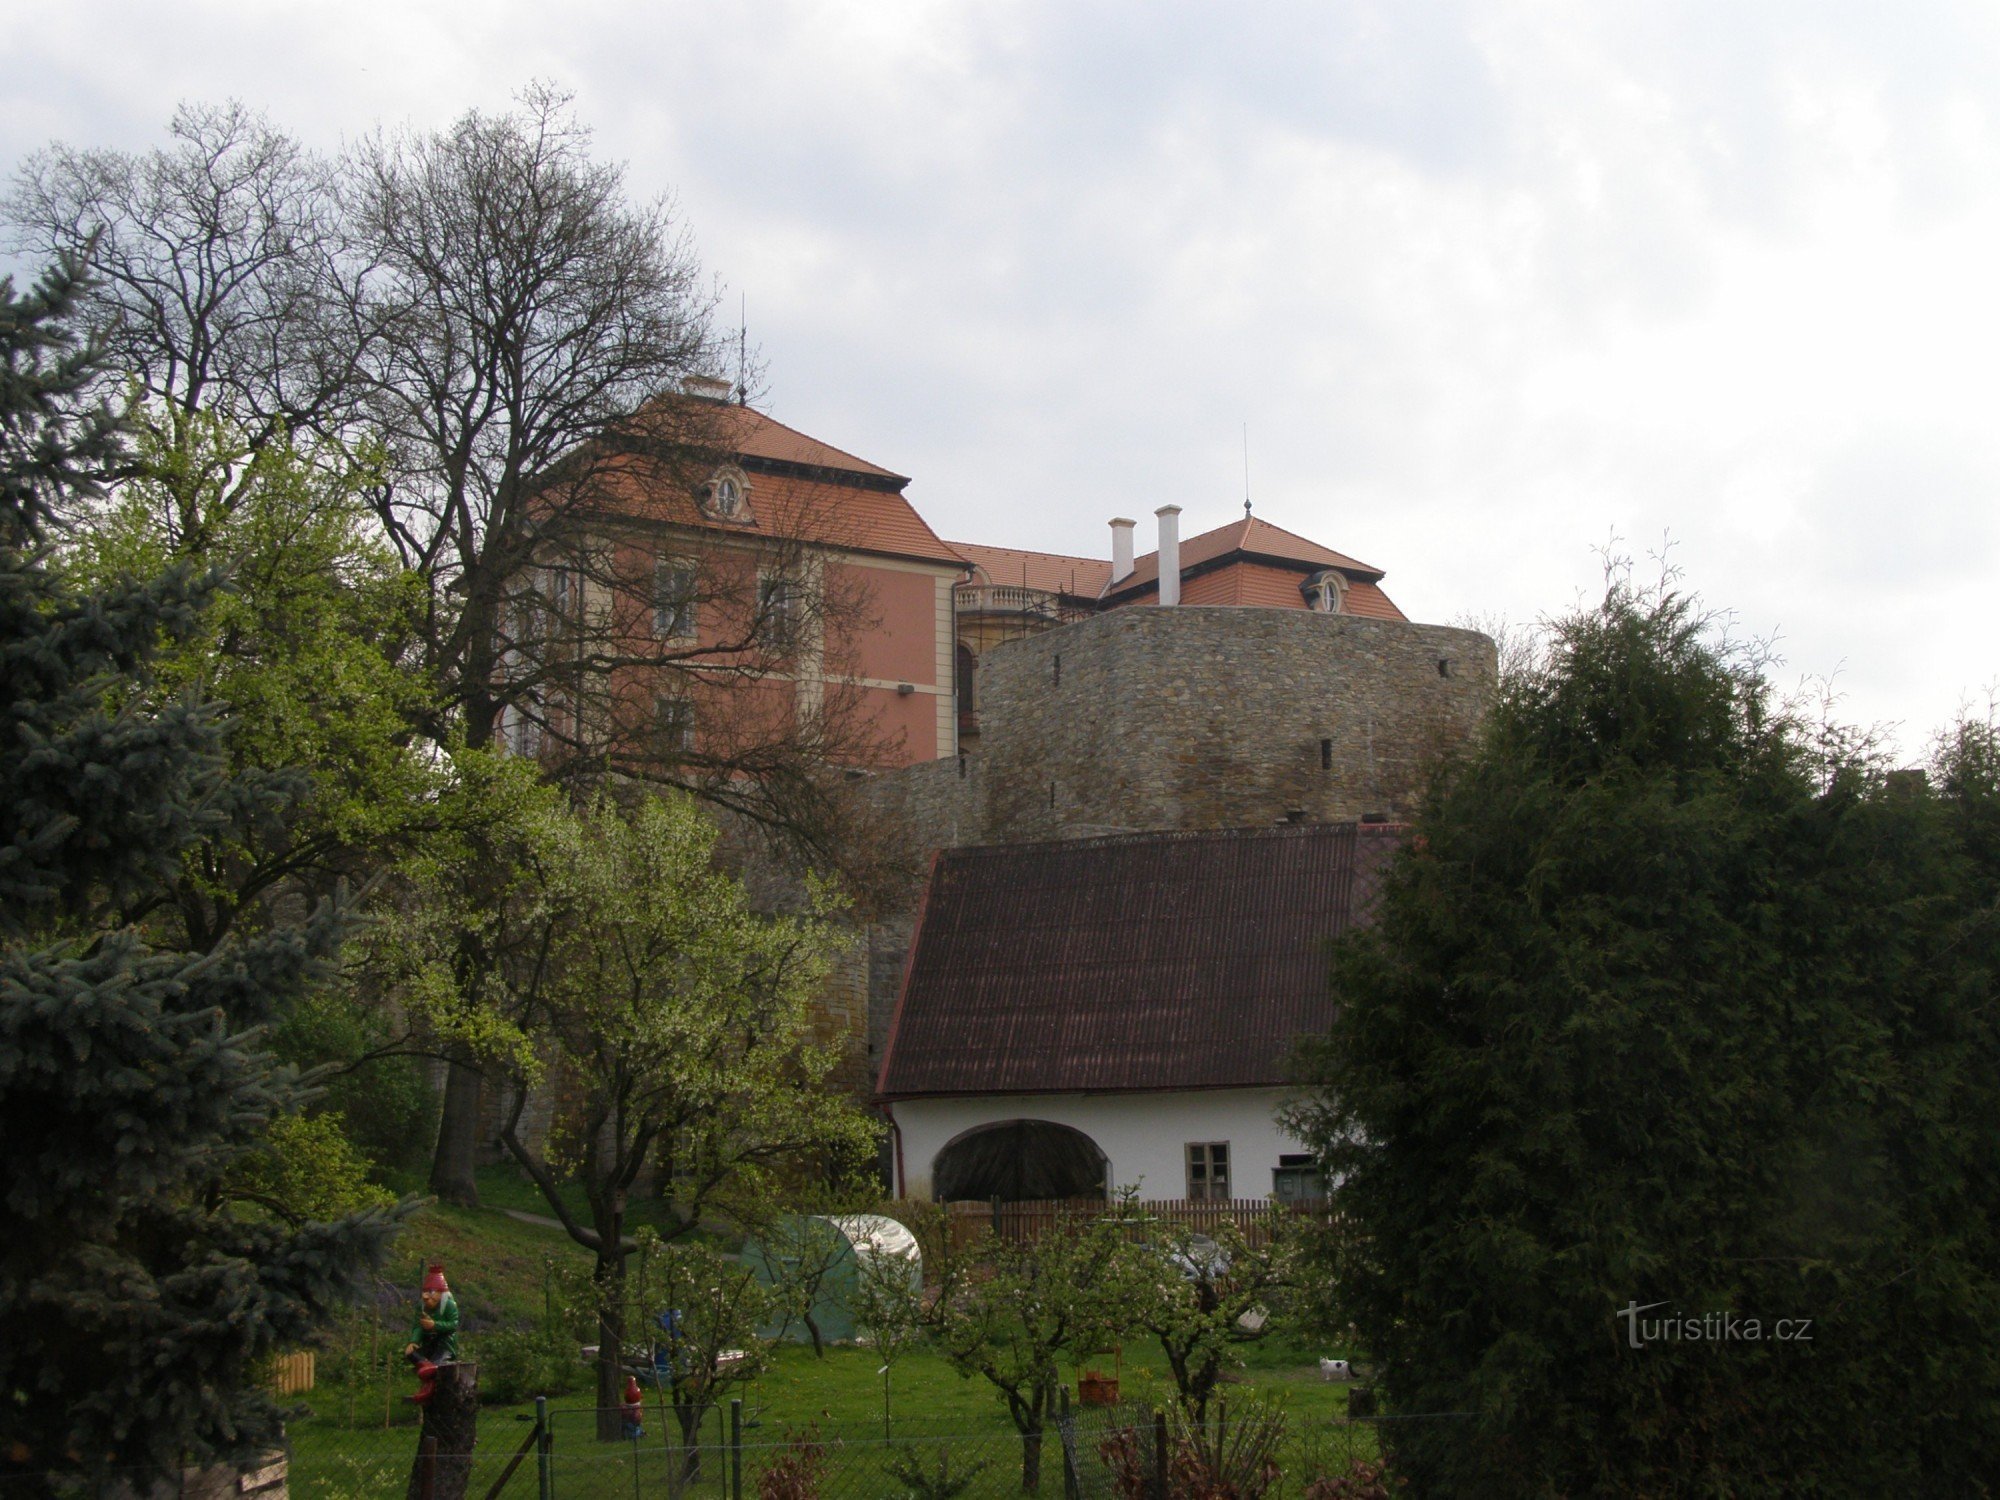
(6, 0), (1998, 752)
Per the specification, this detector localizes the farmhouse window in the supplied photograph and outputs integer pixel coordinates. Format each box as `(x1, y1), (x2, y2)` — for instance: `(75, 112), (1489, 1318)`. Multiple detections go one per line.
(1186, 1142), (1230, 1201)
(1272, 1153), (1325, 1204)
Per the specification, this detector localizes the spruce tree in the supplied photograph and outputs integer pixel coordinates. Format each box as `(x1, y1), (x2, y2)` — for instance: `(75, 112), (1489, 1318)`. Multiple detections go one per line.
(0, 261), (397, 1491)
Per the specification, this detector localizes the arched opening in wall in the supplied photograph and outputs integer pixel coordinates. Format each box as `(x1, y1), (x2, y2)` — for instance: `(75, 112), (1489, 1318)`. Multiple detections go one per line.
(956, 642), (979, 745)
(931, 1119), (1107, 1202)
(956, 643), (977, 714)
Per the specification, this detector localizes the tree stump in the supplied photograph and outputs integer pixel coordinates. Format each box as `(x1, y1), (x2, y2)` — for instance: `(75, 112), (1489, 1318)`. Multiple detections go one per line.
(406, 1364), (478, 1500)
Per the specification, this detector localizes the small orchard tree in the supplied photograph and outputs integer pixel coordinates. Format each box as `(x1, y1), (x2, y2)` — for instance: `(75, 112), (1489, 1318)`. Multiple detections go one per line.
(629, 1236), (771, 1485)
(1127, 1215), (1297, 1422)
(921, 1203), (1137, 1493)
(850, 1220), (926, 1440)
(747, 1214), (853, 1359)
(486, 791), (879, 1440)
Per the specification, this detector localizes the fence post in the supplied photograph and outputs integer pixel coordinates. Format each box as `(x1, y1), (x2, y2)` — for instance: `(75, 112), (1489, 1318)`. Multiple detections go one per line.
(1152, 1409), (1168, 1500)
(535, 1397), (551, 1500)
(1058, 1387), (1077, 1500)
(729, 1397), (743, 1500)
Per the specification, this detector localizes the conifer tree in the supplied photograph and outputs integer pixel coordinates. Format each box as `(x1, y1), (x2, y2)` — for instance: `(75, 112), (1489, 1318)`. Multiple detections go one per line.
(1286, 584), (2000, 1496)
(0, 261), (397, 1492)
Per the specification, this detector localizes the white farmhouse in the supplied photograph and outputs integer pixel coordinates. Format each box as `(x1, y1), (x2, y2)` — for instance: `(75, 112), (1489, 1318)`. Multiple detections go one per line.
(875, 821), (1401, 1204)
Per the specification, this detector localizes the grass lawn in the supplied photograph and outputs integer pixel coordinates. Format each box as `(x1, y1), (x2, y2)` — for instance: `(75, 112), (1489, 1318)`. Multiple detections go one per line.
(296, 1338), (1384, 1497)
(295, 1185), (1392, 1494)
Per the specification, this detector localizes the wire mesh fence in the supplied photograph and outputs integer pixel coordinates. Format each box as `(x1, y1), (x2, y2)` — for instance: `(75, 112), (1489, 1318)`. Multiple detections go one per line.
(266, 1400), (1466, 1498)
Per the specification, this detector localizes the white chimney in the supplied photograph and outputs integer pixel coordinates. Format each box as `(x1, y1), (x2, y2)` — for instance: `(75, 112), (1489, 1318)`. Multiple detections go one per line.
(1109, 517), (1136, 584)
(1155, 505), (1182, 606)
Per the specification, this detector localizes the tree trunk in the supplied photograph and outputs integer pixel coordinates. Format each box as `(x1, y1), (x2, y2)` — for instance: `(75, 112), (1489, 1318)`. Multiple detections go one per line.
(1020, 1423), (1043, 1493)
(593, 1227), (628, 1443)
(674, 1399), (707, 1485)
(406, 1363), (478, 1500)
(428, 1060), (484, 1207)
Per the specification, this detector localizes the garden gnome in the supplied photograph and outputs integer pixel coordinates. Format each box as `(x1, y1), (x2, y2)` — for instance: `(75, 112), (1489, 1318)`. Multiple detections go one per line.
(620, 1375), (645, 1440)
(403, 1262), (461, 1404)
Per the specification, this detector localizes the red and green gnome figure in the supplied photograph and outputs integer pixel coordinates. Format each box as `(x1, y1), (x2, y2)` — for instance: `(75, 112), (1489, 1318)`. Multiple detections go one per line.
(403, 1262), (461, 1404)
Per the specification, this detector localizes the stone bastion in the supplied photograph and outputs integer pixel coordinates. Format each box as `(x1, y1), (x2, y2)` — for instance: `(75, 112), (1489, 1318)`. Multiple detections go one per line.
(875, 605), (1498, 851)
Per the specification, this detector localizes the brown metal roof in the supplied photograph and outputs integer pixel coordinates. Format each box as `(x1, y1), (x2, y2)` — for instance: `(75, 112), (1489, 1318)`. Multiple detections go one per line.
(876, 823), (1403, 1099)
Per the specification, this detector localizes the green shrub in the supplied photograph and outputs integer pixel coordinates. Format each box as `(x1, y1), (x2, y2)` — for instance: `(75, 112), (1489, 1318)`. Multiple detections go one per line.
(882, 1442), (990, 1499)
(274, 992), (437, 1174)
(477, 1329), (585, 1406)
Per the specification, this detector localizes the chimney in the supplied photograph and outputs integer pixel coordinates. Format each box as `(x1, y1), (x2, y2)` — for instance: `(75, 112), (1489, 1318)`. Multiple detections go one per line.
(1155, 505), (1182, 606)
(681, 373), (734, 402)
(1109, 518), (1136, 584)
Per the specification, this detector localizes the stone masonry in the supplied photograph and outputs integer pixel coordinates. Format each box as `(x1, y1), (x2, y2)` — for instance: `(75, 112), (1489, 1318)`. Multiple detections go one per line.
(858, 606), (1497, 1087)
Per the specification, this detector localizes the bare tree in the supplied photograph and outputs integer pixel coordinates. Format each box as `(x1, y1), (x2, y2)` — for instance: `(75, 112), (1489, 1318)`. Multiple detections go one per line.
(347, 85), (716, 743)
(11, 91), (906, 1206)
(348, 86), (897, 1202)
(8, 101), (359, 468)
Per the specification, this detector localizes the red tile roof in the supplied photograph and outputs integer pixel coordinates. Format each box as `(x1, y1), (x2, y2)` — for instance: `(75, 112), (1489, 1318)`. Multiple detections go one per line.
(951, 541), (1113, 598)
(1178, 560), (1407, 620)
(876, 822), (1404, 1099)
(1110, 516), (1385, 596)
(705, 403), (908, 482)
(588, 400), (966, 567)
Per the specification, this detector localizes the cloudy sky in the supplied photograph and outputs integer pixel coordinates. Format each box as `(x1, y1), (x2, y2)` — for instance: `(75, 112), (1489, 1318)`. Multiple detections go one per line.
(8, 1), (1998, 755)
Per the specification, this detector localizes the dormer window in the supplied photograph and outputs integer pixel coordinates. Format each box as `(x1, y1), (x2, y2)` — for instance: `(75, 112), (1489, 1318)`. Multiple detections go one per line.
(698, 464), (754, 523)
(1302, 569), (1347, 614)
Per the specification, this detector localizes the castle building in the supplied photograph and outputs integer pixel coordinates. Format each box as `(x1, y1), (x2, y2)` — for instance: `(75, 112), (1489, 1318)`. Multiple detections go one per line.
(599, 395), (967, 767)
(530, 383), (1433, 775)
(560, 395), (1497, 1202)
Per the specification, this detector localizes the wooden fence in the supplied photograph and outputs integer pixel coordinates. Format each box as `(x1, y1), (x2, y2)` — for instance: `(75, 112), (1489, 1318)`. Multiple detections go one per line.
(268, 1350), (315, 1395)
(941, 1196), (1327, 1252)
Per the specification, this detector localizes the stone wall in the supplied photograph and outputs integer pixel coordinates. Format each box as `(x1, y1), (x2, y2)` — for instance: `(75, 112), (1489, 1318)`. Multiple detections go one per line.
(854, 607), (1497, 1093)
(879, 606), (1495, 850)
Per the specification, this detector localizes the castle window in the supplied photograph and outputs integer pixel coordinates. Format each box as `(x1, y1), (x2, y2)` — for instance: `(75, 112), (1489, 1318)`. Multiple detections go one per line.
(1302, 570), (1346, 614)
(1186, 1141), (1230, 1202)
(653, 696), (695, 757)
(698, 464), (754, 523)
(502, 699), (541, 758)
(956, 642), (977, 714)
(654, 559), (697, 639)
(758, 572), (801, 648)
